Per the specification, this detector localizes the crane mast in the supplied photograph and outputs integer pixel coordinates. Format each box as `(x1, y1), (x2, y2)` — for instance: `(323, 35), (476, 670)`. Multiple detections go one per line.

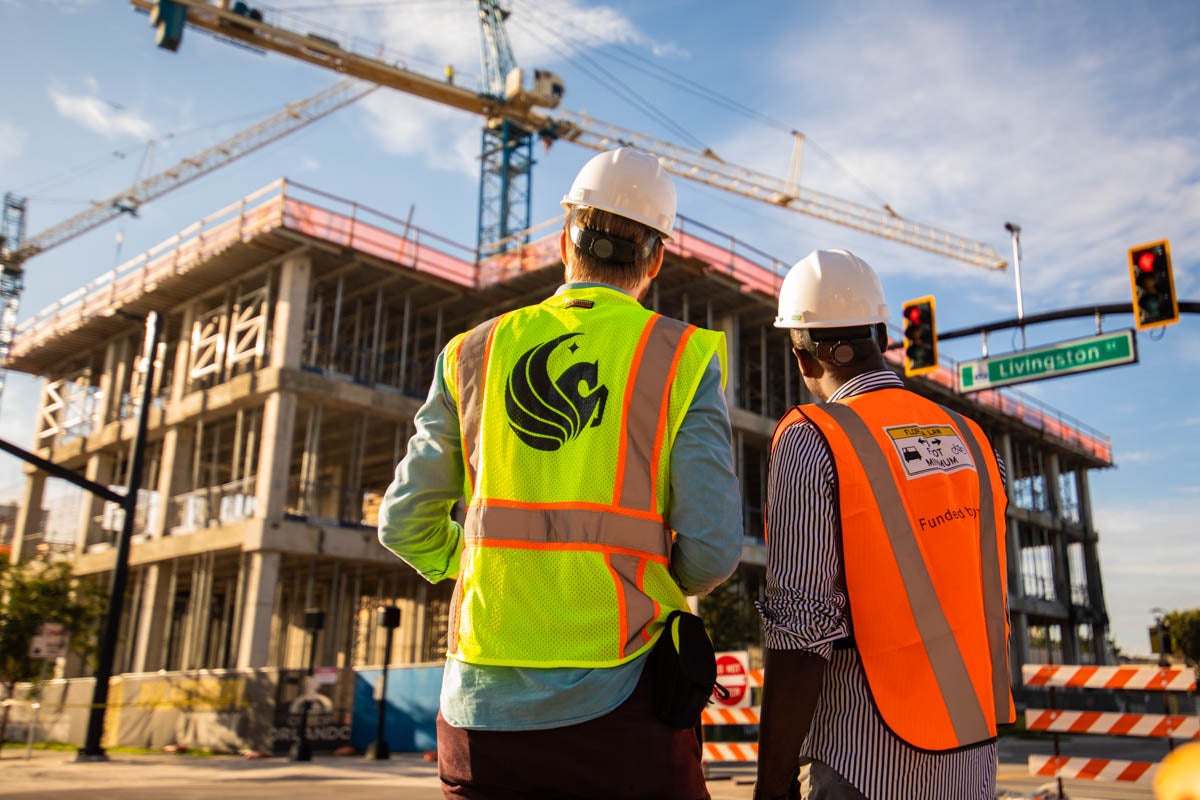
(0, 77), (376, 405)
(128, 0), (1006, 271)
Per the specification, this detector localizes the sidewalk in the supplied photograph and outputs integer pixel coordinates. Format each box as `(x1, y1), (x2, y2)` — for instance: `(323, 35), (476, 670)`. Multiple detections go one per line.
(0, 747), (443, 798)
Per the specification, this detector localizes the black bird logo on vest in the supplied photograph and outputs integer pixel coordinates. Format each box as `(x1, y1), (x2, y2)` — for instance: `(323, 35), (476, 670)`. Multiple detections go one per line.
(505, 333), (608, 451)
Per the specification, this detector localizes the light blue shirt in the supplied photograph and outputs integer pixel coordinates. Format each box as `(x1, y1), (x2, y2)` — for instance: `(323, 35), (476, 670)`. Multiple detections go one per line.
(379, 282), (742, 730)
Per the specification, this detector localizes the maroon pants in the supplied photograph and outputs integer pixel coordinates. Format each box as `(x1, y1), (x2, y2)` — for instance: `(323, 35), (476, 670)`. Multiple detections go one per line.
(436, 665), (710, 800)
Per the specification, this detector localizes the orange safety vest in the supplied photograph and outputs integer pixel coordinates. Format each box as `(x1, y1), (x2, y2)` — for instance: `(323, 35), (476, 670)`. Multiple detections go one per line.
(771, 387), (1015, 751)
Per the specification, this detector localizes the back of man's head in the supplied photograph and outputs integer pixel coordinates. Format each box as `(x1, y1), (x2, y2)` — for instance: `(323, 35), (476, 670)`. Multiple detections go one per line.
(560, 147), (676, 288)
(775, 249), (891, 376)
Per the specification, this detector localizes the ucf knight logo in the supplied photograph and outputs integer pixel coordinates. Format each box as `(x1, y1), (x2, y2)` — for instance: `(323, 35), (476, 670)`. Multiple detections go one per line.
(505, 333), (609, 451)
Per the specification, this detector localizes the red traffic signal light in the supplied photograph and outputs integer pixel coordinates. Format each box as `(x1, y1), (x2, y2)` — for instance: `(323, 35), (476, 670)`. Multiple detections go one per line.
(902, 296), (937, 377)
(1127, 240), (1178, 330)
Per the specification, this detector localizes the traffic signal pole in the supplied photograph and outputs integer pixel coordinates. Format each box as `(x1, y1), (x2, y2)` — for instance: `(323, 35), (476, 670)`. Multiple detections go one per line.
(78, 311), (160, 761)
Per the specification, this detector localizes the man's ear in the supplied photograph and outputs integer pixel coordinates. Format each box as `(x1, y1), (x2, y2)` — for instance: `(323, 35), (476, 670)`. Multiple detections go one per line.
(645, 240), (664, 281)
(559, 229), (569, 264)
(793, 344), (822, 379)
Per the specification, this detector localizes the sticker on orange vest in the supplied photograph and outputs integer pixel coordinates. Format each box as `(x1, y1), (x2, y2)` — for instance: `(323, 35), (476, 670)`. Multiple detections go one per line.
(883, 423), (976, 478)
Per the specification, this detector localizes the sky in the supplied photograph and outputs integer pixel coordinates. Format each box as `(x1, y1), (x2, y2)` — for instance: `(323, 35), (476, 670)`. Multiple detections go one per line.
(0, 0), (1196, 657)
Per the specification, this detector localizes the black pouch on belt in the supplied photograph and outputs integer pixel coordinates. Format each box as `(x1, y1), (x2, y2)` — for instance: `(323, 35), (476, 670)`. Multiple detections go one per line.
(648, 609), (728, 729)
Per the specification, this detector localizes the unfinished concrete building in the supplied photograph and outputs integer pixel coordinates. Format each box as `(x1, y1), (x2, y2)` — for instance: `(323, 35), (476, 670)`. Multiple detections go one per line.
(6, 178), (1114, 685)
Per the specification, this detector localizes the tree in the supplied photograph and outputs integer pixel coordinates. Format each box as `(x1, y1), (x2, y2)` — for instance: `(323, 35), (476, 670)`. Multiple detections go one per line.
(700, 576), (761, 653)
(0, 555), (107, 746)
(1163, 608), (1200, 678)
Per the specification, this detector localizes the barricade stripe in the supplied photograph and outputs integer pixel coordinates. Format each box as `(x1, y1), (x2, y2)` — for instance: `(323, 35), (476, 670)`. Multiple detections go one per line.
(1025, 709), (1199, 739)
(1028, 755), (1157, 783)
(1070, 711), (1101, 733)
(1021, 664), (1195, 691)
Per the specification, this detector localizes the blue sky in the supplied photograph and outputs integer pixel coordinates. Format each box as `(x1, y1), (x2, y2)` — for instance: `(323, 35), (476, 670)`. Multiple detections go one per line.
(0, 0), (1196, 657)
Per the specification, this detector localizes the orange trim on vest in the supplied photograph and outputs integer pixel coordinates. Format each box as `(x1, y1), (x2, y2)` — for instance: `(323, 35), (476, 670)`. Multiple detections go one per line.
(773, 389), (1012, 751)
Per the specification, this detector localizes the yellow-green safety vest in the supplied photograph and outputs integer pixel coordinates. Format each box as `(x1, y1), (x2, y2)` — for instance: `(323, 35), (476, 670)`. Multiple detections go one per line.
(442, 286), (726, 668)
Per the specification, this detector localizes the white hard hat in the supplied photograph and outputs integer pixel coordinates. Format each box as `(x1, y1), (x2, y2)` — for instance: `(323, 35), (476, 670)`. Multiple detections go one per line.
(561, 147), (676, 240)
(773, 249), (889, 328)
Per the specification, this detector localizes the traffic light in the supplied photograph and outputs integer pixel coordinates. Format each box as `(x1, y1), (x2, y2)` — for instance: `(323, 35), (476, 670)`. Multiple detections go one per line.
(902, 296), (938, 377)
(150, 0), (187, 52)
(1128, 240), (1179, 330)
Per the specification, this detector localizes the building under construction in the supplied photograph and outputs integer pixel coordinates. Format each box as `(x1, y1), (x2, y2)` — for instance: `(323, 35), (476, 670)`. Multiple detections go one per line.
(5, 178), (1114, 685)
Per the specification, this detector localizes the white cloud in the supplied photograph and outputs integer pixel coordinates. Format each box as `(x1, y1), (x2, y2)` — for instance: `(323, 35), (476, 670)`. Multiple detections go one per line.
(722, 3), (1200, 303)
(48, 83), (156, 140)
(1094, 499), (1200, 652)
(286, 0), (653, 172)
(299, 156), (320, 172)
(0, 121), (27, 165)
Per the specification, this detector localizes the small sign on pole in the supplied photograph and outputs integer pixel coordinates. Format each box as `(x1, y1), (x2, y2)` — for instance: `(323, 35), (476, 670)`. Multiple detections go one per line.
(29, 622), (69, 659)
(713, 650), (752, 708)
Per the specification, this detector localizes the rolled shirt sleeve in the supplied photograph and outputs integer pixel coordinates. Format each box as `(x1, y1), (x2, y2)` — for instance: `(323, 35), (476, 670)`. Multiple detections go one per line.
(756, 421), (849, 660)
(378, 350), (465, 583)
(667, 355), (743, 597)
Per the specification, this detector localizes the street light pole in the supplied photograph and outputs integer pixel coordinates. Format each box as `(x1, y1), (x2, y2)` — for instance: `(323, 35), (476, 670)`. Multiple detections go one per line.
(78, 311), (159, 761)
(1004, 222), (1026, 349)
(366, 606), (400, 761)
(289, 609), (325, 762)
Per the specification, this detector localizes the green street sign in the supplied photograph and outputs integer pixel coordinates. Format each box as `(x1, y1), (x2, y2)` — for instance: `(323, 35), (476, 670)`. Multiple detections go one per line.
(958, 329), (1138, 393)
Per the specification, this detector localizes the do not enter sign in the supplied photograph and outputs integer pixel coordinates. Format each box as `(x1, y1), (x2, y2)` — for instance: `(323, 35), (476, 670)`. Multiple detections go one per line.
(713, 651), (751, 708)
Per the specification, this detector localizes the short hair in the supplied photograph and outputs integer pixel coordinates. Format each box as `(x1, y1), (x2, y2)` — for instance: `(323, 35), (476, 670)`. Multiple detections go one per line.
(790, 323), (887, 377)
(563, 206), (662, 287)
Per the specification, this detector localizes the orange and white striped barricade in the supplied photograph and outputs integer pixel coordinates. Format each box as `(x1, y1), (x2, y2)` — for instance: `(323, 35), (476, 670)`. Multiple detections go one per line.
(1021, 663), (1198, 787)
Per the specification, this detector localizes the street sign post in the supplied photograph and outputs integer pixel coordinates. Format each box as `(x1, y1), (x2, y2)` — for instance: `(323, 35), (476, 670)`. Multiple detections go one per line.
(958, 329), (1137, 393)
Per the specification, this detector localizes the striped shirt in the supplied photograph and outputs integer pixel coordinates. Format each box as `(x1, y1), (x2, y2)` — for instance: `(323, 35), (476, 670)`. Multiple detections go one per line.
(757, 369), (999, 800)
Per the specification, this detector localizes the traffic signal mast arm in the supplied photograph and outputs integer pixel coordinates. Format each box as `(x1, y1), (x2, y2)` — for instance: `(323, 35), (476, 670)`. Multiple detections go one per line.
(127, 0), (1008, 272)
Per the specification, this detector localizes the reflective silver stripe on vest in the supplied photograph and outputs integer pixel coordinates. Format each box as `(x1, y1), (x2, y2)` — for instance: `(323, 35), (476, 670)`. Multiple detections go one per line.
(821, 402), (991, 745)
(619, 315), (688, 511)
(457, 317), (500, 491)
(944, 407), (1011, 723)
(464, 505), (671, 559)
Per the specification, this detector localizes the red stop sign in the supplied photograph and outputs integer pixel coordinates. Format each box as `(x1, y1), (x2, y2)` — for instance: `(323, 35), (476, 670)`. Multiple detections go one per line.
(713, 653), (749, 706)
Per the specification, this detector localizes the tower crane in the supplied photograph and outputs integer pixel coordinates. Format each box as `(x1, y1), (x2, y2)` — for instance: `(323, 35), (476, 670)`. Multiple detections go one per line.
(129, 0), (1007, 272)
(0, 77), (377, 405)
(128, 0), (1007, 272)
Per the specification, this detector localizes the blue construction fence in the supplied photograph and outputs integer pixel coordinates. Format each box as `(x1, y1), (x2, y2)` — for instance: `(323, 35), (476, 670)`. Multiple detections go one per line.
(350, 663), (444, 753)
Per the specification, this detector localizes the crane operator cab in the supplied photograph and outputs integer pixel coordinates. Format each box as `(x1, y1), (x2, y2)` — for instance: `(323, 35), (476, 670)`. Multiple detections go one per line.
(505, 67), (565, 110)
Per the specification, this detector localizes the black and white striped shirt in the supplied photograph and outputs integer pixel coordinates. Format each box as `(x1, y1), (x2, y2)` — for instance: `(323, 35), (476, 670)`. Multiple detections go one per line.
(758, 369), (998, 800)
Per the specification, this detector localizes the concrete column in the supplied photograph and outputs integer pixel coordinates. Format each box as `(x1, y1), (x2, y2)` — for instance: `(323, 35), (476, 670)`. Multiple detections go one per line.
(10, 471), (46, 563)
(716, 313), (738, 411)
(153, 425), (196, 537)
(171, 303), (197, 404)
(273, 253), (311, 370)
(97, 340), (120, 428)
(996, 433), (1021, 598)
(1009, 611), (1030, 687)
(237, 550), (282, 668)
(131, 563), (174, 672)
(1077, 468), (1111, 663)
(1044, 453), (1062, 520)
(75, 453), (116, 555)
(107, 337), (131, 424)
(256, 392), (298, 521)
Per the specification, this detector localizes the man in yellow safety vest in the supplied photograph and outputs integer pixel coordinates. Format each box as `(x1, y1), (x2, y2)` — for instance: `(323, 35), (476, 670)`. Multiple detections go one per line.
(753, 249), (1013, 800)
(379, 146), (742, 799)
